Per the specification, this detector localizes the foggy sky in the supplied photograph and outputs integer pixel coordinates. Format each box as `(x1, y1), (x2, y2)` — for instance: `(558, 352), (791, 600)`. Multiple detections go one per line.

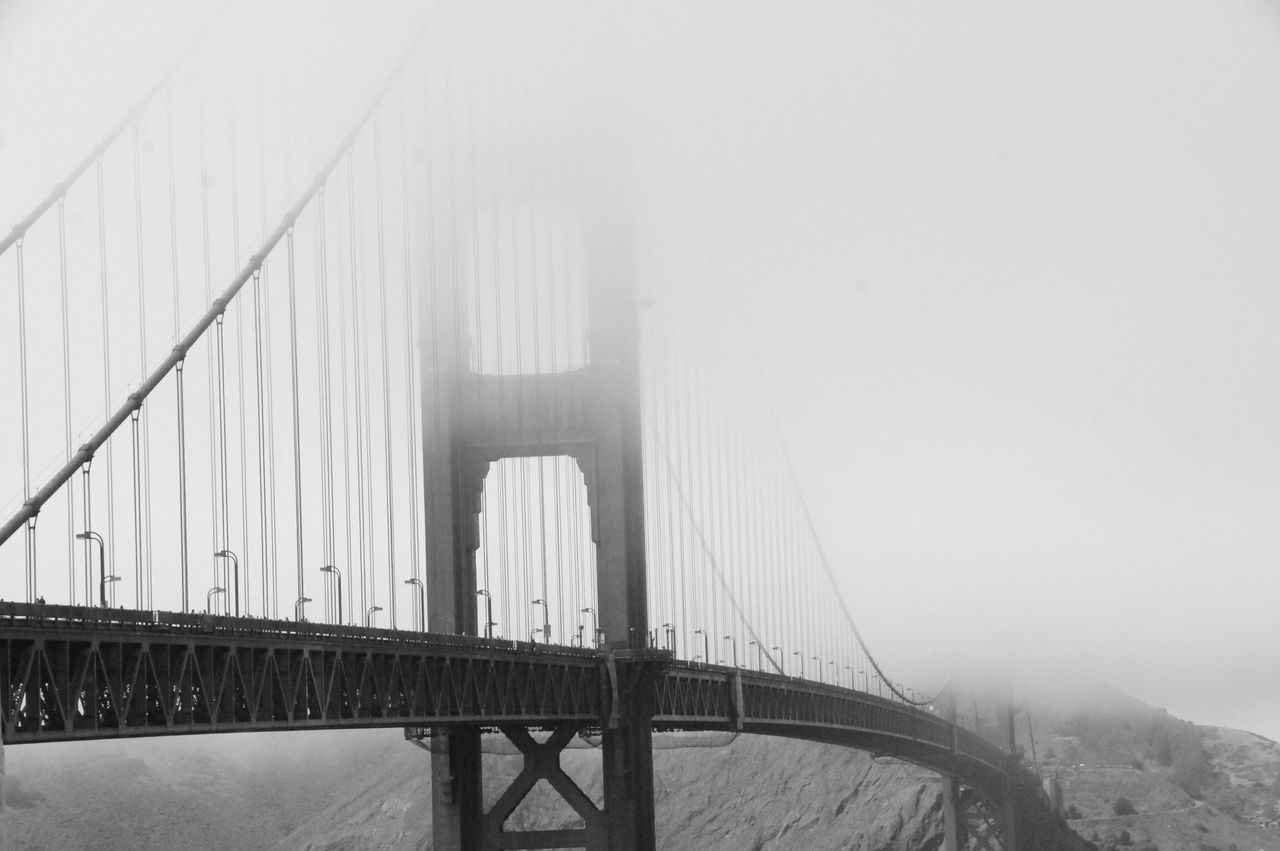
(1, 0), (1278, 742)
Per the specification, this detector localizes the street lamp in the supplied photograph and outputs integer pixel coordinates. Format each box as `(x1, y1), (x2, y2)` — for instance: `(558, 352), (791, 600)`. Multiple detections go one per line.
(207, 586), (225, 614)
(294, 596), (311, 621)
(723, 635), (738, 668)
(771, 646), (782, 674)
(812, 656), (822, 683)
(843, 665), (852, 688)
(530, 627), (542, 643)
(749, 640), (763, 671)
(365, 605), (383, 628)
(581, 607), (598, 648)
(693, 628), (709, 664)
(321, 565), (342, 624)
(214, 550), (239, 616)
(404, 578), (424, 631)
(792, 650), (804, 679)
(477, 589), (495, 638)
(75, 531), (114, 608)
(662, 622), (675, 653)
(532, 598), (551, 644)
(571, 625), (583, 646)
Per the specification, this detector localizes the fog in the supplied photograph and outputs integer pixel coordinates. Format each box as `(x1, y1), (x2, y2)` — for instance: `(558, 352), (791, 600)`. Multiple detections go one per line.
(2, 0), (1278, 742)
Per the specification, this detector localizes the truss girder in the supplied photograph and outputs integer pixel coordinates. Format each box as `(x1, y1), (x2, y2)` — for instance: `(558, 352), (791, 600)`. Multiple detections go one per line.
(0, 621), (603, 742)
(0, 604), (1011, 798)
(651, 667), (1009, 787)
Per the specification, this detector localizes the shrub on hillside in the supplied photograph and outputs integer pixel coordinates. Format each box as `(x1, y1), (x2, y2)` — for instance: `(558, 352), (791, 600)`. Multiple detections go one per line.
(1113, 796), (1136, 816)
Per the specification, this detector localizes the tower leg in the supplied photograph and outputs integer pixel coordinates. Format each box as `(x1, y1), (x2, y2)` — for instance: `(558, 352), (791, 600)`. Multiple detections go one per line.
(431, 727), (483, 851)
(941, 775), (962, 851)
(601, 672), (656, 850)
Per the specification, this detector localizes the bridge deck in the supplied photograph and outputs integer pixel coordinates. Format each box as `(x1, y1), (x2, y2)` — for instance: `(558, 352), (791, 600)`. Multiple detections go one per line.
(0, 603), (1007, 789)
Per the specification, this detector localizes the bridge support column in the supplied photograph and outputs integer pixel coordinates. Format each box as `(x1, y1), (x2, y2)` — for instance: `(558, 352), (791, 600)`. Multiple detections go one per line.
(941, 775), (962, 851)
(431, 728), (484, 851)
(999, 697), (1019, 851)
(601, 661), (657, 851)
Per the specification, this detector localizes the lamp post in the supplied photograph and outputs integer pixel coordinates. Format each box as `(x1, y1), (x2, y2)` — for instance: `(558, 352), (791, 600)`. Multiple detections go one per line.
(793, 650), (804, 679)
(532, 598), (550, 644)
(321, 565), (343, 624)
(843, 665), (852, 688)
(723, 635), (737, 668)
(477, 589), (494, 638)
(693, 628), (709, 664)
(812, 656), (822, 683)
(828, 660), (836, 684)
(207, 586), (225, 614)
(771, 646), (782, 674)
(662, 622), (675, 653)
(294, 596), (311, 621)
(530, 627), (542, 643)
(581, 607), (598, 648)
(365, 605), (383, 628)
(214, 550), (239, 616)
(75, 531), (112, 607)
(571, 625), (583, 646)
(404, 578), (424, 631)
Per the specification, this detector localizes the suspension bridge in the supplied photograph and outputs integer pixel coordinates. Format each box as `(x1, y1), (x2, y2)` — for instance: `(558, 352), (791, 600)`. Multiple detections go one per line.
(0, 6), (1077, 850)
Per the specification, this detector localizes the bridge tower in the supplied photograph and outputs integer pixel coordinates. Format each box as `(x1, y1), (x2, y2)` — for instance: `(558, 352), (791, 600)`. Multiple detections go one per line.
(417, 84), (655, 849)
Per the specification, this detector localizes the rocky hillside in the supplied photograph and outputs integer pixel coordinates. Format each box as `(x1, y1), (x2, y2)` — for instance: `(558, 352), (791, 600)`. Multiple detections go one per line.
(3, 727), (1082, 850)
(6, 674), (1269, 850)
(1017, 678), (1280, 851)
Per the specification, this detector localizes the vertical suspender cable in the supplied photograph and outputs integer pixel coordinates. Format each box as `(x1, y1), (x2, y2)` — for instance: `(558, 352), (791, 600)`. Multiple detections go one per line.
(337, 177), (358, 620)
(97, 160), (119, 606)
(357, 158), (378, 627)
(474, 60), (508, 637)
(400, 80), (424, 630)
(315, 187), (335, 609)
(286, 228), (305, 617)
(252, 268), (269, 616)
(169, 88), (191, 613)
(215, 311), (231, 613)
(59, 197), (75, 604)
(660, 320), (680, 649)
(131, 409), (143, 606)
(132, 121), (149, 608)
(374, 114), (398, 629)
(177, 359), (190, 611)
(82, 462), (93, 601)
(16, 235), (34, 601)
(547, 193), (564, 640)
(199, 76), (222, 590)
(519, 75), (550, 642)
(229, 90), (251, 616)
(347, 153), (374, 622)
(261, 130), (281, 621)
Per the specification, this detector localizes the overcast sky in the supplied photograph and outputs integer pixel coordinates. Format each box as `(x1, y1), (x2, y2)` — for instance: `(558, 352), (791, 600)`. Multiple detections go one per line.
(2, 1), (1278, 743)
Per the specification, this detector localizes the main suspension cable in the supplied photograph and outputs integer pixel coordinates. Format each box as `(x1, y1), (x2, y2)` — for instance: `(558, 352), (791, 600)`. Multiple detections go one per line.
(0, 11), (438, 553)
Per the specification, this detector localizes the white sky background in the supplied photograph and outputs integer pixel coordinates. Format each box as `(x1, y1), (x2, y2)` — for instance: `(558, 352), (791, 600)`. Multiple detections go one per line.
(1, 1), (1278, 742)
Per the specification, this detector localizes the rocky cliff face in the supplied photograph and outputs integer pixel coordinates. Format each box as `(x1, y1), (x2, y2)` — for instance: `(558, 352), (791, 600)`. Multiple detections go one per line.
(4, 676), (1267, 850)
(3, 729), (1049, 850)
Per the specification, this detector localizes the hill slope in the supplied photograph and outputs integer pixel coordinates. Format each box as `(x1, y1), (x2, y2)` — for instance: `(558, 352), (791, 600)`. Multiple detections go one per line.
(3, 731), (961, 850)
